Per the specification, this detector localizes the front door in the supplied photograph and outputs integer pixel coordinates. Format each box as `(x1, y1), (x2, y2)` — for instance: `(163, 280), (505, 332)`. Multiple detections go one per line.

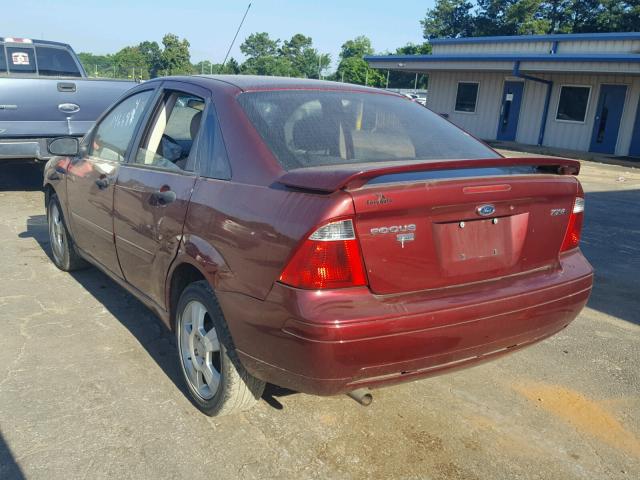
(65, 89), (154, 276)
(114, 82), (206, 306)
(590, 84), (627, 154)
(496, 81), (524, 141)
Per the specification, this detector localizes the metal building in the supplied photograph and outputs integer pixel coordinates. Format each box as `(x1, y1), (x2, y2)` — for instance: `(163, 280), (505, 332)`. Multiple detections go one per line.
(366, 33), (640, 157)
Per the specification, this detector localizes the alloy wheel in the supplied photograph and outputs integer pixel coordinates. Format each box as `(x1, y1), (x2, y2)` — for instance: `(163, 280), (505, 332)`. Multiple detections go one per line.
(179, 300), (222, 400)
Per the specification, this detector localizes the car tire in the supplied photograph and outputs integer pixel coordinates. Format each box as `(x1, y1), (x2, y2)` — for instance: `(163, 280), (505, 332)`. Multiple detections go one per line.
(175, 280), (265, 416)
(47, 193), (88, 271)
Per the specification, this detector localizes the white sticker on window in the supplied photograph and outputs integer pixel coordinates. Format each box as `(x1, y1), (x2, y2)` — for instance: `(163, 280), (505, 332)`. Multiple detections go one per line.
(11, 52), (30, 65)
(506, 93), (514, 101)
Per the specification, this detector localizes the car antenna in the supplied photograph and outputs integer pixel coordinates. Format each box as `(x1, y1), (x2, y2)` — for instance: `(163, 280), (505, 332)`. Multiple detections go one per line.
(221, 2), (251, 69)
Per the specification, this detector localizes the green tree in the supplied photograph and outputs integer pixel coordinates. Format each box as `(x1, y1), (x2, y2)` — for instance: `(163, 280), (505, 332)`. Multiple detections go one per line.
(161, 33), (191, 75)
(113, 46), (148, 79)
(280, 34), (330, 78)
(138, 41), (163, 78)
(339, 36), (374, 59)
(77, 52), (115, 77)
(240, 32), (280, 58)
(421, 0), (476, 38)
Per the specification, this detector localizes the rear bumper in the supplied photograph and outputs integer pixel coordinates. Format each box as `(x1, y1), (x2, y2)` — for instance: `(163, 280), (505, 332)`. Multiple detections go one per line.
(220, 249), (593, 395)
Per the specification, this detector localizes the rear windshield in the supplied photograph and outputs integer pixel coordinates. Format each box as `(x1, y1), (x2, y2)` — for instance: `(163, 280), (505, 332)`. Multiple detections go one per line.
(237, 90), (498, 170)
(6, 46), (36, 74)
(35, 46), (81, 77)
(0, 46), (6, 73)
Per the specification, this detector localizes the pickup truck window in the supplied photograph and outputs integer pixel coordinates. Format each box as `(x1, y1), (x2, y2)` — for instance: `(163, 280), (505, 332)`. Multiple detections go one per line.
(89, 90), (154, 163)
(6, 46), (36, 74)
(0, 47), (6, 72)
(35, 46), (81, 77)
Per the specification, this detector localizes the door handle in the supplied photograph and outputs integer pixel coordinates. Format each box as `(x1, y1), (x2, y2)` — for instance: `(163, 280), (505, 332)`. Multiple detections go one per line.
(95, 178), (109, 189)
(150, 188), (176, 206)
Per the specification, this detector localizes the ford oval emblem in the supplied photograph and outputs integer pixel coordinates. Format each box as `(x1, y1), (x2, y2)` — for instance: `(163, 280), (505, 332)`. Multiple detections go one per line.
(477, 204), (496, 216)
(58, 103), (80, 114)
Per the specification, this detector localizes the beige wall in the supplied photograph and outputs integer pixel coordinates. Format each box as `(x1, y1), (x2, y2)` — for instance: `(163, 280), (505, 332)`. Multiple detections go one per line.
(425, 71), (640, 156)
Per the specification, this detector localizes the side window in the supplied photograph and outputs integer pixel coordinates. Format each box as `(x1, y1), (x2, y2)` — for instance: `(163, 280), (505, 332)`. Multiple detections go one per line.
(35, 46), (81, 77)
(6, 46), (36, 74)
(89, 90), (153, 162)
(134, 91), (204, 171)
(197, 105), (231, 180)
(0, 46), (6, 73)
(556, 86), (591, 123)
(455, 82), (479, 113)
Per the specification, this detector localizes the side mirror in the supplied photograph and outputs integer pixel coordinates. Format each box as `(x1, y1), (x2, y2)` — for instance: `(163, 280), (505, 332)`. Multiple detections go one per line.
(48, 137), (79, 156)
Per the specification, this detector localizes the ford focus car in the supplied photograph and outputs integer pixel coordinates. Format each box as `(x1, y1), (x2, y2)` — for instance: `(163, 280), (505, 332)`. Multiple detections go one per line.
(43, 76), (593, 416)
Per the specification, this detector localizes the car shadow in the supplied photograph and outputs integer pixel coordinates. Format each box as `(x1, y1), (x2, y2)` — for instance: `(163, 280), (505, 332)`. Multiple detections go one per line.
(19, 214), (298, 411)
(581, 189), (640, 326)
(0, 431), (25, 480)
(0, 160), (45, 192)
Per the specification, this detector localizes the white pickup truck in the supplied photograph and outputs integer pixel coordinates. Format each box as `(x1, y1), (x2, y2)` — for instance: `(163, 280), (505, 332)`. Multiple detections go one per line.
(0, 37), (135, 161)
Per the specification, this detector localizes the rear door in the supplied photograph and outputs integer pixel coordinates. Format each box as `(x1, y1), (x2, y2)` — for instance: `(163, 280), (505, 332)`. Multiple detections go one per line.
(113, 81), (207, 305)
(66, 88), (155, 276)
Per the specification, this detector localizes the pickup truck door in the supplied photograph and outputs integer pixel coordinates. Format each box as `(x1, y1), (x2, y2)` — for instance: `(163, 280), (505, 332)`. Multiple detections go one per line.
(113, 81), (207, 306)
(0, 44), (133, 140)
(65, 89), (155, 276)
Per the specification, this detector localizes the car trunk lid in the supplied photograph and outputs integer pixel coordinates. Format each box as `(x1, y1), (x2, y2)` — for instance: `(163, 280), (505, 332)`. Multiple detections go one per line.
(279, 157), (581, 295)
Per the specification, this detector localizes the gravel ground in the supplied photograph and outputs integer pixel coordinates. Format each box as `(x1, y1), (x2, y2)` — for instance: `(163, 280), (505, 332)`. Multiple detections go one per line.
(0, 156), (638, 480)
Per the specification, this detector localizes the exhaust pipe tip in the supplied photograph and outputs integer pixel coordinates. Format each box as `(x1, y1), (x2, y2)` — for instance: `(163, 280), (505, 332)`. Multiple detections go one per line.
(347, 388), (373, 406)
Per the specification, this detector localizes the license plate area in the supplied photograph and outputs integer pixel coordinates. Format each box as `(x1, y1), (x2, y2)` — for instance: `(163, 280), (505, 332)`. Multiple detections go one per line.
(433, 213), (529, 277)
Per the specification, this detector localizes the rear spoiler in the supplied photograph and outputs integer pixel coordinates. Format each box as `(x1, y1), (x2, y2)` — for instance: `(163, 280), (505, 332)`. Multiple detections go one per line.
(278, 157), (581, 193)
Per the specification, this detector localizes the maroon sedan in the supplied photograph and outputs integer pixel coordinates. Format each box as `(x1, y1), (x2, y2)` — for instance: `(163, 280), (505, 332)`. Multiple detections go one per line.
(43, 76), (593, 416)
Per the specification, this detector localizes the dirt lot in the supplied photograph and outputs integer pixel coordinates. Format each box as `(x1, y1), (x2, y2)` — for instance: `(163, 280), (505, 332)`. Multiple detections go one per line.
(0, 157), (638, 480)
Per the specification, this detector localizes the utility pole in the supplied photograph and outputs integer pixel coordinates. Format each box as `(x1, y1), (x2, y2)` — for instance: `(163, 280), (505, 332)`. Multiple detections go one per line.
(386, 70), (390, 89)
(94, 64), (97, 77)
(365, 70), (368, 86)
(414, 73), (418, 92)
(318, 55), (322, 79)
(341, 71), (344, 83)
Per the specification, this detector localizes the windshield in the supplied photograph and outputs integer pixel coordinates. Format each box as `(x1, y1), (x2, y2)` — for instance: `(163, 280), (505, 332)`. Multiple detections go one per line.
(237, 90), (499, 170)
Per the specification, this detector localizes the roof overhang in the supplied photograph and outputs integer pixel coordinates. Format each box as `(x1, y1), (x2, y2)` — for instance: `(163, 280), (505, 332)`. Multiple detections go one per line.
(365, 53), (640, 75)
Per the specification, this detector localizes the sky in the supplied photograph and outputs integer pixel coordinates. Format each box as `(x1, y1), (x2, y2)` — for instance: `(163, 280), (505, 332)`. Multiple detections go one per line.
(0, 0), (435, 69)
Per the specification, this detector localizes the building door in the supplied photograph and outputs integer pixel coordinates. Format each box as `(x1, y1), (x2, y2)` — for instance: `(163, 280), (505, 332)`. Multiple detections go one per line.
(628, 97), (640, 157)
(589, 85), (627, 154)
(496, 81), (524, 141)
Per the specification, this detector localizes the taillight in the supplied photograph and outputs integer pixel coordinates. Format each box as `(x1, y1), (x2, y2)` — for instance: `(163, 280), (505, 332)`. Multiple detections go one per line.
(560, 197), (584, 252)
(279, 219), (367, 289)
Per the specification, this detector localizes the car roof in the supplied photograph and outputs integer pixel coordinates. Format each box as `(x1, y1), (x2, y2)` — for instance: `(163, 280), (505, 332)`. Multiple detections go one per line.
(191, 75), (395, 94)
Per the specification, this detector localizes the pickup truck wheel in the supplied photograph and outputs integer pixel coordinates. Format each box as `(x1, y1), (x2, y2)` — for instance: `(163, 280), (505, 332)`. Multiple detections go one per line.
(176, 281), (265, 416)
(47, 194), (87, 271)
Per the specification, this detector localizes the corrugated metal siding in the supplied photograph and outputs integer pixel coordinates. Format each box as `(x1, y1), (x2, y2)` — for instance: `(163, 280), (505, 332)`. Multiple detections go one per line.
(558, 39), (640, 54)
(433, 39), (640, 55)
(433, 42), (552, 55)
(516, 80), (545, 145)
(425, 71), (640, 156)
(541, 74), (640, 154)
(426, 72), (504, 140)
(521, 61), (640, 74)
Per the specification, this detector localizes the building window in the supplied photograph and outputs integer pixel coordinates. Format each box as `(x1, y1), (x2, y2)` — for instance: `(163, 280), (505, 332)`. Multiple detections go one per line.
(556, 86), (591, 123)
(455, 82), (479, 113)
